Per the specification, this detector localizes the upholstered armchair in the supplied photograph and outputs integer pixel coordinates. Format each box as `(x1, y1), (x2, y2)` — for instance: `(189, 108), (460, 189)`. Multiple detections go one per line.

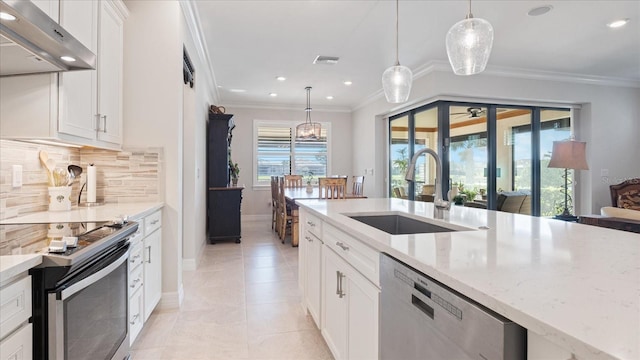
(600, 178), (640, 220)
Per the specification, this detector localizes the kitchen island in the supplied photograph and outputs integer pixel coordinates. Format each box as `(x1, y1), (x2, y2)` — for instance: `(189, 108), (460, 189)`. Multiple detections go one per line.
(296, 198), (639, 360)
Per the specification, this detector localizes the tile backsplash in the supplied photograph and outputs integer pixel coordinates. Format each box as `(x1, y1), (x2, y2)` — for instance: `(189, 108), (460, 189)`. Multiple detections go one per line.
(0, 140), (162, 254)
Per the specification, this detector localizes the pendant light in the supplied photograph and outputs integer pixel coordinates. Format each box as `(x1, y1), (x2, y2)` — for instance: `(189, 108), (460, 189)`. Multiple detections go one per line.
(445, 0), (494, 76)
(381, 0), (412, 103)
(295, 87), (322, 141)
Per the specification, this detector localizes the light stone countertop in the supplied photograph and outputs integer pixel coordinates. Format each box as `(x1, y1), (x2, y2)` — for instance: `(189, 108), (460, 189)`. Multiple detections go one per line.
(0, 254), (42, 285)
(0, 202), (163, 282)
(296, 198), (640, 360)
(0, 202), (164, 224)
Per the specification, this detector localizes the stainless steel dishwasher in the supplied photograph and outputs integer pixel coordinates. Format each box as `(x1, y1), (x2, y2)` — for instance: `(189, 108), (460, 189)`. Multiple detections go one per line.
(380, 254), (526, 360)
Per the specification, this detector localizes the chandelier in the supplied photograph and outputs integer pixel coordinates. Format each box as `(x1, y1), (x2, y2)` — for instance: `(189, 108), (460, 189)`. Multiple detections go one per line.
(295, 87), (322, 141)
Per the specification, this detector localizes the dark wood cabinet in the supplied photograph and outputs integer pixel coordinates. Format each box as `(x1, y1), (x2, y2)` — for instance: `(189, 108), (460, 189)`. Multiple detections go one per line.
(208, 187), (243, 243)
(207, 113), (242, 243)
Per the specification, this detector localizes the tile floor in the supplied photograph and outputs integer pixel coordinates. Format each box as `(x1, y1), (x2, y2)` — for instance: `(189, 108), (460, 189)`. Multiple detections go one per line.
(130, 220), (334, 360)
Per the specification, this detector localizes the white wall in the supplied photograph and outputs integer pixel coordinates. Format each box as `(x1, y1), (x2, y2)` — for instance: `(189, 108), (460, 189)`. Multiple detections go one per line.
(353, 69), (640, 214)
(123, 0), (184, 307)
(225, 106), (353, 218)
(180, 4), (217, 271)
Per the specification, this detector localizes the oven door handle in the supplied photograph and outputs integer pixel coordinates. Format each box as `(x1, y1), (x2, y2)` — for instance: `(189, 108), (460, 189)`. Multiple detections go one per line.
(58, 247), (130, 301)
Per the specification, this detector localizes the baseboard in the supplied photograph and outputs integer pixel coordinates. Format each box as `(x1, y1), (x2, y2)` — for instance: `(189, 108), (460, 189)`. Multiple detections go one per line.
(242, 214), (271, 222)
(158, 285), (183, 310)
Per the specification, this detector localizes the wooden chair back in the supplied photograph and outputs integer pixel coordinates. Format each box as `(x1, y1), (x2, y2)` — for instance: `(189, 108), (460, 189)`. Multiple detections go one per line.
(270, 176), (279, 229)
(351, 176), (365, 196)
(319, 177), (347, 199)
(610, 178), (640, 209)
(284, 175), (303, 188)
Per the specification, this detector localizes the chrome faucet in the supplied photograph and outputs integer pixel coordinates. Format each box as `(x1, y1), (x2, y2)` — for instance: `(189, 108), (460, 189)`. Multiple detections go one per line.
(405, 148), (451, 216)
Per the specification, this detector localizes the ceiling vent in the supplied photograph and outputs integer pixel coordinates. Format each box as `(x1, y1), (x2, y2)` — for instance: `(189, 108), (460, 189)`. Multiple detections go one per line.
(313, 55), (340, 65)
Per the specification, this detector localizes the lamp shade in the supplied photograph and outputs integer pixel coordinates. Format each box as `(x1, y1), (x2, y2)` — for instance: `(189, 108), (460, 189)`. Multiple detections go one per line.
(446, 17), (494, 75)
(295, 122), (321, 141)
(382, 64), (413, 103)
(548, 141), (589, 170)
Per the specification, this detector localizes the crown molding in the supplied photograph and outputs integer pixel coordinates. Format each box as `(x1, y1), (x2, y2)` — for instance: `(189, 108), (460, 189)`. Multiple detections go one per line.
(110, 0), (129, 19)
(180, 0), (219, 104)
(354, 60), (639, 112)
(224, 102), (351, 113)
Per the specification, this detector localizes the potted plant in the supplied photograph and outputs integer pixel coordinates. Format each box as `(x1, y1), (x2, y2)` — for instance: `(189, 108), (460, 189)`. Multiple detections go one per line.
(452, 195), (465, 205)
(229, 160), (240, 186)
(305, 171), (314, 193)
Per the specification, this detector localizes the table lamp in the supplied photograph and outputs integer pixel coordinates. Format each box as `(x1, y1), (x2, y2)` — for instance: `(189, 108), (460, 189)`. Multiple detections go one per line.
(548, 140), (589, 221)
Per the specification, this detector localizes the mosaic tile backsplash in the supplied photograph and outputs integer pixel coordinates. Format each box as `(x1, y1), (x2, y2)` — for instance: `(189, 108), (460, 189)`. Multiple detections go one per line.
(0, 139), (162, 254)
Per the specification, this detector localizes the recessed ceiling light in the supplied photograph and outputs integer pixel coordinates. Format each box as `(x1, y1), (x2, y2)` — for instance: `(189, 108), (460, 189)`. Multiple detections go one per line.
(276, 76), (286, 81)
(0, 12), (16, 21)
(269, 93), (277, 97)
(326, 96), (334, 100)
(217, 85), (223, 88)
(607, 18), (630, 28)
(60, 56), (76, 62)
(230, 89), (246, 93)
(527, 5), (553, 17)
(343, 81), (353, 86)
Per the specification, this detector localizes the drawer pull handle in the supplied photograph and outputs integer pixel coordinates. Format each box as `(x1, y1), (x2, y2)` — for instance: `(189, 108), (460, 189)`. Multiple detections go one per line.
(336, 242), (349, 251)
(306, 236), (313, 242)
(130, 314), (139, 325)
(150, 219), (159, 225)
(307, 221), (315, 227)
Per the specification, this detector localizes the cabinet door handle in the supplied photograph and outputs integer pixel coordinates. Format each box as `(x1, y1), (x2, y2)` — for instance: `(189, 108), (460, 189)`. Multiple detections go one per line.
(336, 271), (341, 296)
(305, 236), (313, 242)
(307, 221), (315, 227)
(101, 115), (107, 133)
(338, 271), (346, 298)
(336, 242), (349, 251)
(130, 314), (139, 325)
(146, 246), (151, 263)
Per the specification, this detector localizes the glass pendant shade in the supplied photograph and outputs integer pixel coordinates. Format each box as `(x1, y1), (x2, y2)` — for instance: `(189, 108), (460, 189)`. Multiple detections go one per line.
(446, 17), (494, 75)
(382, 64), (413, 103)
(295, 87), (322, 141)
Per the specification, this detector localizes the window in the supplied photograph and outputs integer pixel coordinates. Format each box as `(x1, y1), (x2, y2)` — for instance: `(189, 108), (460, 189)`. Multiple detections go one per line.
(254, 121), (329, 186)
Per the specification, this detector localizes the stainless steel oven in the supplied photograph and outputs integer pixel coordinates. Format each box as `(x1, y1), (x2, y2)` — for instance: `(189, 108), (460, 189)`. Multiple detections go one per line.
(26, 221), (138, 360)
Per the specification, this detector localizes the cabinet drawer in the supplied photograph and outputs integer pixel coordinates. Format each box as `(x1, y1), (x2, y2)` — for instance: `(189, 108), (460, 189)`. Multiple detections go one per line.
(0, 323), (32, 360)
(129, 264), (144, 295)
(129, 288), (144, 346)
(129, 240), (144, 269)
(144, 210), (162, 236)
(0, 276), (31, 340)
(324, 224), (379, 287)
(304, 212), (322, 238)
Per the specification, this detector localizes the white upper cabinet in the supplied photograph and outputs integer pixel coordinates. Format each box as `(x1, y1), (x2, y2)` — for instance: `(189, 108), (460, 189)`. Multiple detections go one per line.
(0, 0), (127, 150)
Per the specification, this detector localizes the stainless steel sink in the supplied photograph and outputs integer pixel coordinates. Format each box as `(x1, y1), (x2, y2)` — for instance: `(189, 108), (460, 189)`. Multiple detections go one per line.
(347, 213), (468, 235)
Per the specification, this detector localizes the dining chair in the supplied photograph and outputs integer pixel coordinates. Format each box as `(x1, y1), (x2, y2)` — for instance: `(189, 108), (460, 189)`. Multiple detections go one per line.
(277, 178), (293, 242)
(270, 176), (278, 230)
(351, 176), (365, 196)
(284, 174), (303, 188)
(319, 177), (347, 199)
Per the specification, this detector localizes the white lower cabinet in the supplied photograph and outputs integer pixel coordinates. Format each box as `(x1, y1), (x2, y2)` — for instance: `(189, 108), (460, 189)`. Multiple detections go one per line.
(0, 274), (33, 360)
(321, 246), (379, 360)
(128, 209), (162, 344)
(143, 227), (162, 321)
(303, 230), (323, 326)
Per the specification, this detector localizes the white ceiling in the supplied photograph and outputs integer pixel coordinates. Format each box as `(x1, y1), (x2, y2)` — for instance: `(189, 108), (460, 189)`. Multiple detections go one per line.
(193, 1), (640, 110)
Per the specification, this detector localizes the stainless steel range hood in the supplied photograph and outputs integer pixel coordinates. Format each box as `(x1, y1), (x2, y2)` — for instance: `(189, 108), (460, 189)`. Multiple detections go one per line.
(0, 0), (96, 77)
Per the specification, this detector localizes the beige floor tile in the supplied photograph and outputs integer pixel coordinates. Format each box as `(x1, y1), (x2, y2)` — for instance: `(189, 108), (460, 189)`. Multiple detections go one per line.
(131, 219), (333, 360)
(244, 266), (296, 284)
(248, 329), (333, 360)
(246, 301), (315, 336)
(245, 280), (301, 305)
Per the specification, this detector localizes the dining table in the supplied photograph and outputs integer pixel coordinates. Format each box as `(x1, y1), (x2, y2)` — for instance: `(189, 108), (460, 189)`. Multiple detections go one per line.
(283, 187), (365, 247)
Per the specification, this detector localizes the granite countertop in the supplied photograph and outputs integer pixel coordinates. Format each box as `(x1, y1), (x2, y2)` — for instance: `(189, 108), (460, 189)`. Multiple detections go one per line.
(0, 202), (164, 281)
(296, 198), (640, 360)
(0, 202), (164, 224)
